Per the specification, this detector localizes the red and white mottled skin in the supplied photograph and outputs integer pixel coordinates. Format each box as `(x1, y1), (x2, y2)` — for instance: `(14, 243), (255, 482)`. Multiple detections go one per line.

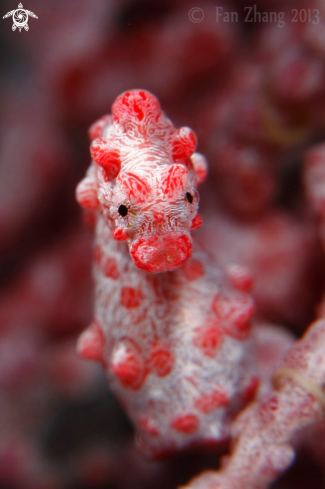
(76, 90), (258, 456)
(182, 319), (325, 489)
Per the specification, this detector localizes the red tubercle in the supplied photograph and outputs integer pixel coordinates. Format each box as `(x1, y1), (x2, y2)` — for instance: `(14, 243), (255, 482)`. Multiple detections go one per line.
(181, 258), (205, 281)
(172, 127), (197, 161)
(193, 323), (223, 357)
(161, 164), (187, 197)
(120, 287), (143, 309)
(226, 264), (254, 292)
(195, 389), (229, 414)
(213, 294), (255, 340)
(90, 138), (121, 180)
(103, 257), (120, 280)
(171, 414), (199, 434)
(88, 115), (111, 141)
(75, 177), (99, 210)
(148, 344), (174, 377)
(112, 90), (161, 127)
(76, 321), (106, 364)
(139, 417), (160, 437)
(118, 172), (150, 203)
(113, 227), (129, 241)
(94, 245), (103, 265)
(110, 340), (146, 390)
(191, 214), (202, 230)
(191, 153), (208, 185)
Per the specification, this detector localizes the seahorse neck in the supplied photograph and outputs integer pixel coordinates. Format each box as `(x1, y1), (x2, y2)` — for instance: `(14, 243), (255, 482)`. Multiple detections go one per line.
(95, 211), (150, 282)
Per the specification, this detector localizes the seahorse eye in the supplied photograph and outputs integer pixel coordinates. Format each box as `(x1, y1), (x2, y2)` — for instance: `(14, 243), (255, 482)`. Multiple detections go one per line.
(186, 192), (193, 204)
(118, 204), (128, 217)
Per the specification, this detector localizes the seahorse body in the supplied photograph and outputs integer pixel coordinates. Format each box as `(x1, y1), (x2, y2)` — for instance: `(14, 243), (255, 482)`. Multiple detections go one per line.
(76, 90), (257, 456)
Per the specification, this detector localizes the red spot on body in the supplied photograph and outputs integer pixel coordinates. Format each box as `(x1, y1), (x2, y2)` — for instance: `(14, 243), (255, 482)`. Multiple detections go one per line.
(90, 138), (121, 180)
(191, 153), (208, 184)
(139, 417), (160, 437)
(103, 257), (119, 280)
(75, 177), (99, 210)
(193, 323), (222, 357)
(88, 115), (111, 141)
(112, 90), (161, 127)
(149, 344), (174, 377)
(161, 164), (187, 197)
(77, 321), (106, 364)
(213, 295), (255, 340)
(226, 264), (254, 292)
(110, 340), (146, 390)
(182, 259), (204, 281)
(133, 101), (144, 121)
(118, 173), (150, 203)
(94, 245), (103, 265)
(191, 214), (202, 230)
(195, 390), (229, 414)
(171, 414), (199, 434)
(121, 287), (143, 308)
(242, 376), (259, 403)
(172, 127), (197, 161)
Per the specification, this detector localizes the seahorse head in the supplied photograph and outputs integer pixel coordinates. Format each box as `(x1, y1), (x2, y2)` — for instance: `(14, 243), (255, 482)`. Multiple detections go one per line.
(77, 90), (207, 273)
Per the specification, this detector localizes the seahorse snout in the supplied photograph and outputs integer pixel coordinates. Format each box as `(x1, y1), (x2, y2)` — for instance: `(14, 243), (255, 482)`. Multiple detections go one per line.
(129, 233), (192, 273)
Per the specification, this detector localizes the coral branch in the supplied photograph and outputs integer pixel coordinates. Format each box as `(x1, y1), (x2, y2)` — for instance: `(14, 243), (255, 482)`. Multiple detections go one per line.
(182, 319), (325, 489)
